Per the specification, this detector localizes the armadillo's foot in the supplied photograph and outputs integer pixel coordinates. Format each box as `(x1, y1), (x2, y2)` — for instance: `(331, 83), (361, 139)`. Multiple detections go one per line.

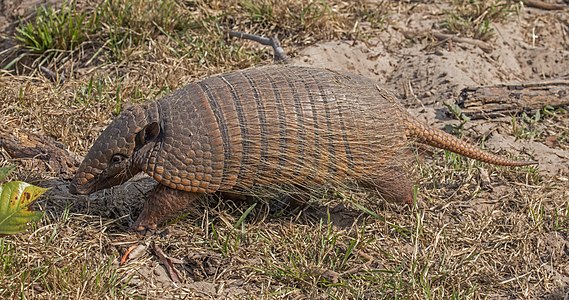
(131, 184), (203, 233)
(217, 191), (255, 203)
(280, 193), (310, 209)
(359, 168), (414, 205)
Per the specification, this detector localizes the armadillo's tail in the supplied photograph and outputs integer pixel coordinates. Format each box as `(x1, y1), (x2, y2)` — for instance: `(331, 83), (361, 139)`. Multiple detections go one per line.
(406, 116), (537, 167)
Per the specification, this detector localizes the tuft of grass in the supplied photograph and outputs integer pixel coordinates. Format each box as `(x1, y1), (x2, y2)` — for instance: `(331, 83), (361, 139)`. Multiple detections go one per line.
(444, 100), (471, 136)
(75, 76), (107, 105)
(241, 0), (276, 24)
(216, 202), (257, 256)
(553, 201), (569, 233)
(511, 106), (566, 140)
(94, 0), (194, 58)
(0, 219), (133, 299)
(237, 0), (389, 43)
(441, 0), (518, 41)
(254, 215), (381, 298)
(15, 2), (93, 53)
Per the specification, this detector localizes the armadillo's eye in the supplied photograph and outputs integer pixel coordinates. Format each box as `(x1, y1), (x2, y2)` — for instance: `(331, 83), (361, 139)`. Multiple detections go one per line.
(110, 154), (127, 164)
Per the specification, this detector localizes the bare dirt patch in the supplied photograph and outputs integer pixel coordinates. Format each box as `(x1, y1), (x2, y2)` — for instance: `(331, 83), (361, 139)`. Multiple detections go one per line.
(1, 0), (569, 299)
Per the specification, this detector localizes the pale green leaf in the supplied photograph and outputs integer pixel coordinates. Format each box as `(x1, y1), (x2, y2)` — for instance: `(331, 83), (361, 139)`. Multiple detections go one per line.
(0, 181), (47, 235)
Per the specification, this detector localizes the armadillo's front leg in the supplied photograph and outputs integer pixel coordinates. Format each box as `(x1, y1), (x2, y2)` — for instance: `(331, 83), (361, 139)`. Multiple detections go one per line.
(132, 184), (204, 232)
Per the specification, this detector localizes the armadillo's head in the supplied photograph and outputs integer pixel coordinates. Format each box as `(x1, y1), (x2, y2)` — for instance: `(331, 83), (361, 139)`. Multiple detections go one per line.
(69, 105), (160, 195)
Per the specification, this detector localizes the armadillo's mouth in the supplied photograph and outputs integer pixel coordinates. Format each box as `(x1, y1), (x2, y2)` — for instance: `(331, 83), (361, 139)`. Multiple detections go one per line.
(69, 170), (110, 195)
(69, 170), (134, 195)
(69, 176), (98, 195)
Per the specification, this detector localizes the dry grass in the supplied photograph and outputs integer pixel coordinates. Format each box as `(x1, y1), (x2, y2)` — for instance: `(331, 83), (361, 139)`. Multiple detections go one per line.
(440, 0), (520, 41)
(1, 0), (568, 299)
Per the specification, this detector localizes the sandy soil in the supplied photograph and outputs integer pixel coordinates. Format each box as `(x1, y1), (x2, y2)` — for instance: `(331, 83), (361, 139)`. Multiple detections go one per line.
(294, 8), (569, 176)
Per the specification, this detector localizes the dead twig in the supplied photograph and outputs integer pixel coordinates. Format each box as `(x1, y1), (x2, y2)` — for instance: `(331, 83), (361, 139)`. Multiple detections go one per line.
(313, 268), (340, 283)
(120, 243), (147, 265)
(228, 31), (291, 64)
(0, 128), (79, 178)
(39, 66), (65, 84)
(433, 32), (494, 53)
(151, 242), (182, 283)
(522, 0), (566, 10)
(120, 245), (138, 265)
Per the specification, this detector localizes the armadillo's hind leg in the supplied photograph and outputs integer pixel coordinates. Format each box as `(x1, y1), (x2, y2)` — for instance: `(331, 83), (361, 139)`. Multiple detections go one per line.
(132, 184), (205, 233)
(358, 166), (414, 205)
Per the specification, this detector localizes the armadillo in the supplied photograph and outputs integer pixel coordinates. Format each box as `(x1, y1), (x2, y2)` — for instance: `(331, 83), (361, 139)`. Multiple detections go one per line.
(68, 65), (535, 231)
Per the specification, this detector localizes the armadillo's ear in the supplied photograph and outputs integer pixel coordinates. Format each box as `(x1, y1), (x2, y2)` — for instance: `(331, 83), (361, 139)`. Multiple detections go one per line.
(135, 122), (160, 149)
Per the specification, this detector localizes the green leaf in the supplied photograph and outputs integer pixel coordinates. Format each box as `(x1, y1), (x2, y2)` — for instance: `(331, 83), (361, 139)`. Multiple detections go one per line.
(234, 203), (257, 229)
(0, 181), (47, 235)
(0, 166), (15, 182)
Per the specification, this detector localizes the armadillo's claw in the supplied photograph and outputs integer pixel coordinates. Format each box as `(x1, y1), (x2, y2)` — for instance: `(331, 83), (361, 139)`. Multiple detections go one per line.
(131, 198), (161, 234)
(130, 219), (158, 234)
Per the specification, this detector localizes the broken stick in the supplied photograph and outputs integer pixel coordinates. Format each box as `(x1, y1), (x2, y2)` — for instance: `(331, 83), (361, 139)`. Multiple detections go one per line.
(228, 31), (291, 63)
(457, 80), (569, 119)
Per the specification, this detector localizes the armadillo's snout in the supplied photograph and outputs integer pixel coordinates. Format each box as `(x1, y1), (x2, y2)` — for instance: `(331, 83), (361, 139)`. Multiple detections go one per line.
(69, 171), (98, 195)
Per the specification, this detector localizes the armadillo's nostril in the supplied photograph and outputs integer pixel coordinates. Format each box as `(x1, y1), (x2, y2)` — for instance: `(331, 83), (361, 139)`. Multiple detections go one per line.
(69, 174), (90, 195)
